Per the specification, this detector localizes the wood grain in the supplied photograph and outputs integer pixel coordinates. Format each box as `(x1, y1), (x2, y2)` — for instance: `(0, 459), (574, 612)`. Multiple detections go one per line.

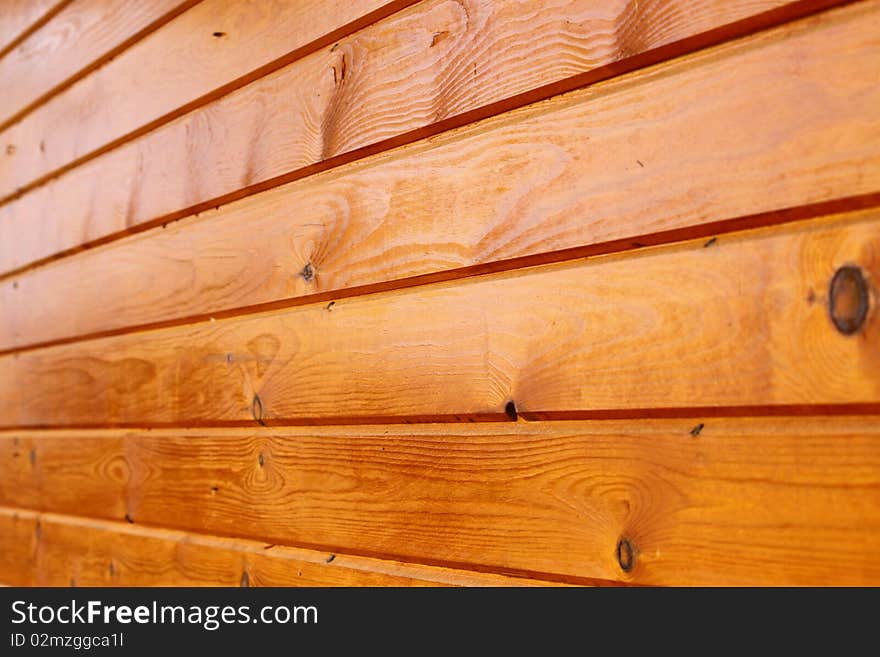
(0, 0), (400, 199)
(0, 0), (198, 130)
(0, 508), (556, 586)
(0, 0), (66, 56)
(2, 417), (879, 585)
(0, 0), (852, 277)
(1, 211), (879, 426)
(1, 0), (877, 351)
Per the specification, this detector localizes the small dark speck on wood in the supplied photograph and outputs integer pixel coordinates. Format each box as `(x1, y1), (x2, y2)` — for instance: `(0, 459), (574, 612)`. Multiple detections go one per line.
(325, 554), (336, 563)
(240, 571), (250, 587)
(690, 423), (705, 437)
(12, 281), (18, 289)
(331, 42), (339, 51)
(258, 452), (265, 467)
(703, 237), (717, 248)
(326, 301), (335, 311)
(29, 448), (36, 466)
(125, 513), (134, 523)
(636, 160), (644, 167)
(213, 31), (226, 38)
(301, 262), (315, 282)
(505, 401), (518, 421)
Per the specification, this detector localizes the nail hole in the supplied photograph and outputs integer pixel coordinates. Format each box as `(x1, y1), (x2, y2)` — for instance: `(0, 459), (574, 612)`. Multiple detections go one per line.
(124, 513), (134, 524)
(504, 401), (518, 421)
(325, 554), (336, 563)
(829, 266), (869, 335)
(213, 31), (226, 38)
(616, 537), (635, 572)
(690, 423), (704, 437)
(258, 452), (265, 467)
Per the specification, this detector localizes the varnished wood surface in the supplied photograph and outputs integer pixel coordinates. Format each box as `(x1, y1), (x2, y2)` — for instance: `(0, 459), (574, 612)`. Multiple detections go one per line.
(0, 507), (558, 586)
(0, 0), (852, 278)
(1, 0), (877, 589)
(0, 0), (877, 350)
(1, 417), (878, 585)
(0, 0), (400, 199)
(0, 212), (878, 426)
(0, 0), (198, 130)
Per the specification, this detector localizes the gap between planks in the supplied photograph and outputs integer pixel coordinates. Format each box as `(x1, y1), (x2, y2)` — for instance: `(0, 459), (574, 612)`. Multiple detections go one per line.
(0, 0), (73, 60)
(0, 506), (586, 587)
(0, 0), (203, 133)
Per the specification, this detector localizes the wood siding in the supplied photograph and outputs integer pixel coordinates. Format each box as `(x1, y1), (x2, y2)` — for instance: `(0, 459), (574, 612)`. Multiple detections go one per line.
(0, 0), (877, 586)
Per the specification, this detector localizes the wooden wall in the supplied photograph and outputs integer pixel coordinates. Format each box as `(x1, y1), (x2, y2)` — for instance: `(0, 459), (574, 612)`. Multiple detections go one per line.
(0, 0), (878, 586)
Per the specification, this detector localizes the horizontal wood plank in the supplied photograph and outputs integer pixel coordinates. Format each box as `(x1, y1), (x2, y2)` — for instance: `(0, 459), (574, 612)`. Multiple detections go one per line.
(0, 0), (198, 130)
(0, 508), (555, 586)
(0, 0), (400, 199)
(1, 211), (879, 426)
(1, 417), (879, 585)
(0, 0), (852, 277)
(0, 0), (65, 56)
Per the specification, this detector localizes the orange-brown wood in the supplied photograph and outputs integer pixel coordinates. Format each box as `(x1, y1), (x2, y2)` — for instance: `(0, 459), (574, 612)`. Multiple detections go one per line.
(0, 508), (557, 586)
(1, 0), (877, 351)
(1, 211), (879, 427)
(0, 0), (66, 56)
(0, 0), (402, 199)
(1, 417), (879, 585)
(0, 0), (199, 130)
(0, 0), (853, 277)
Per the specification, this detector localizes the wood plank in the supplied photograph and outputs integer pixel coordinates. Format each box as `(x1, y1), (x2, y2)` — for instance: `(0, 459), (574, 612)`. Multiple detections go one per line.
(0, 0), (199, 130)
(1, 417), (878, 585)
(1, 210), (879, 426)
(0, 0), (848, 276)
(0, 508), (556, 586)
(0, 0), (401, 199)
(0, 0), (876, 353)
(0, 0), (65, 57)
